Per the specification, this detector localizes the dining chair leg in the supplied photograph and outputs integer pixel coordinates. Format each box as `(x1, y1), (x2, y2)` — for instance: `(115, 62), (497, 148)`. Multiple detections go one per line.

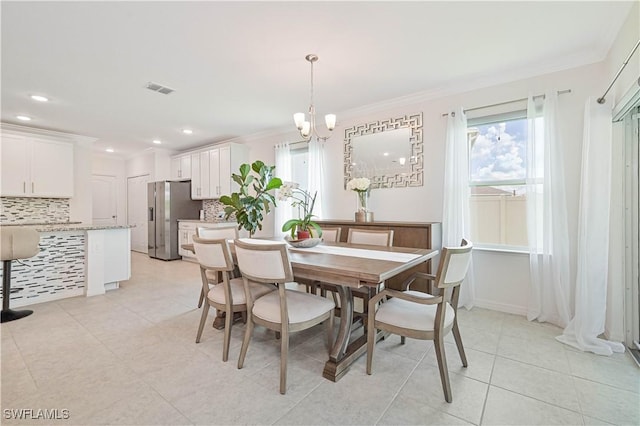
(434, 333), (452, 403)
(237, 317), (254, 369)
(222, 308), (233, 362)
(279, 327), (289, 395)
(197, 287), (204, 308)
(366, 308), (376, 375)
(195, 302), (210, 343)
(400, 336), (406, 345)
(452, 319), (468, 367)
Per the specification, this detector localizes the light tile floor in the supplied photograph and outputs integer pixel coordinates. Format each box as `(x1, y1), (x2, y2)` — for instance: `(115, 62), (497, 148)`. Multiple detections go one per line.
(1, 252), (638, 425)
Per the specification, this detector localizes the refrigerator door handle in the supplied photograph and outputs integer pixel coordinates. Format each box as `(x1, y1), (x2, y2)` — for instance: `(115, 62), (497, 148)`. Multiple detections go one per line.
(149, 207), (154, 221)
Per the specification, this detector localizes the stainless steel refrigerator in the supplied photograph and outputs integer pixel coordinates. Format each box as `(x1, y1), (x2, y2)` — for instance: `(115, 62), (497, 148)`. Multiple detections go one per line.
(148, 180), (200, 260)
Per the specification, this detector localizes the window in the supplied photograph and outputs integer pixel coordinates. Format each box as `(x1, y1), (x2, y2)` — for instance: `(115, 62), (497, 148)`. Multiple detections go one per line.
(468, 111), (529, 248)
(290, 145), (309, 190)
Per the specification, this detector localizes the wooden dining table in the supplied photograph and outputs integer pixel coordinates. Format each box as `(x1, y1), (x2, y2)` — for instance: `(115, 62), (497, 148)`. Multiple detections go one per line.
(184, 240), (438, 382)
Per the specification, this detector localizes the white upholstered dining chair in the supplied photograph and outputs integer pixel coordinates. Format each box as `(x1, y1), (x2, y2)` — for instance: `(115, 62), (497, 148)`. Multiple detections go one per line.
(192, 236), (274, 362)
(366, 239), (473, 403)
(318, 226), (342, 243)
(195, 225), (239, 308)
(304, 226), (343, 295)
(330, 228), (395, 310)
(234, 238), (335, 394)
(347, 228), (394, 246)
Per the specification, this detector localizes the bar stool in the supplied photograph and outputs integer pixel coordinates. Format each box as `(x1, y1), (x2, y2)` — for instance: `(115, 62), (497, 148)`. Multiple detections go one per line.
(1, 227), (40, 323)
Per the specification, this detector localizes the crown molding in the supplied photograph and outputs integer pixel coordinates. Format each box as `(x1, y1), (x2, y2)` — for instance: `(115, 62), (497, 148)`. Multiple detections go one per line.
(1, 122), (97, 144)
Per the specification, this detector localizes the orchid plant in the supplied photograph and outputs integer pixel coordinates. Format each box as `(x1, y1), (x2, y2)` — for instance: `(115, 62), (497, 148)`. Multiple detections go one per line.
(278, 182), (322, 239)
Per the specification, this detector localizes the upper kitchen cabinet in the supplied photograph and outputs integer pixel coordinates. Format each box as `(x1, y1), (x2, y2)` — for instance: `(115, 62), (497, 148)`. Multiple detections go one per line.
(185, 143), (248, 200)
(1, 129), (75, 198)
(210, 143), (248, 198)
(170, 154), (191, 180)
(191, 150), (211, 200)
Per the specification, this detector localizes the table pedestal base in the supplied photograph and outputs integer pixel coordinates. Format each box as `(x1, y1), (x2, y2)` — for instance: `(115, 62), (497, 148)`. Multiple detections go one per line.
(322, 285), (384, 382)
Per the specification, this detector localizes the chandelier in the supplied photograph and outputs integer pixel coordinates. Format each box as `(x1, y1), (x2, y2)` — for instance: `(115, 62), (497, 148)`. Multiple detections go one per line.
(293, 54), (336, 142)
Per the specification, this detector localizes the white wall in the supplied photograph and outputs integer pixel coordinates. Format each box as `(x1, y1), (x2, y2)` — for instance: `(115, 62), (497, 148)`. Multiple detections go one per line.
(233, 61), (604, 319)
(126, 151), (155, 179)
(125, 149), (173, 181)
(69, 141), (93, 223)
(604, 1), (639, 106)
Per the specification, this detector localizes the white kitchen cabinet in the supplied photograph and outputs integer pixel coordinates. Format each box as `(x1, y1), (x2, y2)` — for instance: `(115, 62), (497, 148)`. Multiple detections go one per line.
(190, 151), (211, 200)
(85, 228), (131, 296)
(170, 154), (191, 180)
(209, 143), (247, 198)
(0, 133), (74, 197)
(178, 222), (195, 258)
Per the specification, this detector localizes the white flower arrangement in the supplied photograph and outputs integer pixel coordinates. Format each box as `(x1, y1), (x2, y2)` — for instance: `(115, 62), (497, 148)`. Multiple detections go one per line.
(347, 177), (371, 212)
(346, 177), (371, 192)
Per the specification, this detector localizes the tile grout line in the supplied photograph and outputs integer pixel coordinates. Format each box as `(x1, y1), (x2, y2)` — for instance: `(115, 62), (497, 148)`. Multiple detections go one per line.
(477, 313), (503, 425)
(373, 344), (429, 425)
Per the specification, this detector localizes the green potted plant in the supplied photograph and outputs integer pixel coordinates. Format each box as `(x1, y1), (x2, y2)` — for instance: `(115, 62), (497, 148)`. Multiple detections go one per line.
(220, 161), (282, 237)
(279, 182), (322, 240)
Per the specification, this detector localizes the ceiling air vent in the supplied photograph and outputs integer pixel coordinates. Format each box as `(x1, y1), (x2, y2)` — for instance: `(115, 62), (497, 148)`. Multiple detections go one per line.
(145, 81), (175, 95)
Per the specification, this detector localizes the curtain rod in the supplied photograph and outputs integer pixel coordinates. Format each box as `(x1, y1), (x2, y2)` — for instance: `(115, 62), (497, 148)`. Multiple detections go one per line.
(441, 89), (572, 117)
(597, 39), (640, 104)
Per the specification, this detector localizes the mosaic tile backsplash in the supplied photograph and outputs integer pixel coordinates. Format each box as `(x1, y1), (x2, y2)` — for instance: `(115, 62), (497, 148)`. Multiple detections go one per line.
(0, 197), (71, 224)
(202, 199), (232, 221)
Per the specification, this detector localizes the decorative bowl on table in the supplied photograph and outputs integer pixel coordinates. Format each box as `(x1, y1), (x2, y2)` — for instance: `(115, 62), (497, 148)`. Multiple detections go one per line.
(284, 235), (321, 248)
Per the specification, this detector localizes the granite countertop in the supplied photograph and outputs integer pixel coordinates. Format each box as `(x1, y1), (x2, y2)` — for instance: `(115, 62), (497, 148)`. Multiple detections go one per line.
(177, 219), (235, 224)
(0, 223), (133, 232)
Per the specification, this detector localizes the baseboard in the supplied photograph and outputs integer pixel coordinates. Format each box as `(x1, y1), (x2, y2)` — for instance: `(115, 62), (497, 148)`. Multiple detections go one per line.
(11, 288), (84, 308)
(104, 282), (120, 291)
(604, 326), (625, 343)
(473, 299), (528, 316)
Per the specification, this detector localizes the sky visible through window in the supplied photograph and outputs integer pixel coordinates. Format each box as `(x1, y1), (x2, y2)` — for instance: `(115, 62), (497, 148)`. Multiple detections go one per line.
(469, 118), (527, 183)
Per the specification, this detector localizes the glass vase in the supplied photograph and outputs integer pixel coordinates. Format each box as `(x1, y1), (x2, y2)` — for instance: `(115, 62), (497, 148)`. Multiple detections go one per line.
(357, 190), (369, 212)
(355, 190), (373, 222)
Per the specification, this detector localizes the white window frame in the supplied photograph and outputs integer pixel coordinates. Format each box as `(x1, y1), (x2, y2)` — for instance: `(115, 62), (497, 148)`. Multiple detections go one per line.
(468, 109), (530, 250)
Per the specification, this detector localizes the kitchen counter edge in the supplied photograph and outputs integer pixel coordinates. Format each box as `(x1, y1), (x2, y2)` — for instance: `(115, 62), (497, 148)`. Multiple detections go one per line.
(0, 224), (133, 232)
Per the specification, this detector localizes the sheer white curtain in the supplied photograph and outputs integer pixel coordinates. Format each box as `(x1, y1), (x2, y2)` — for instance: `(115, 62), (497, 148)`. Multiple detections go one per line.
(274, 143), (293, 238)
(526, 91), (571, 327)
(442, 107), (475, 308)
(308, 138), (325, 219)
(556, 98), (625, 355)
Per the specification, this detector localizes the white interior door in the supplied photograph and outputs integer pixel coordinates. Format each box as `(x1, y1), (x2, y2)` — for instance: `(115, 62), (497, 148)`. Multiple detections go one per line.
(127, 174), (149, 253)
(92, 174), (117, 225)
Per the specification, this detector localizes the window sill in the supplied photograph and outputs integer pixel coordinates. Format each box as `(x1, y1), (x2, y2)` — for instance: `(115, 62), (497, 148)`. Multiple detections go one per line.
(473, 245), (529, 255)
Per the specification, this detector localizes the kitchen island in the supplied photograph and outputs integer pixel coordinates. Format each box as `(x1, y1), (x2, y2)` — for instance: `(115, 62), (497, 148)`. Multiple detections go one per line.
(0, 223), (132, 308)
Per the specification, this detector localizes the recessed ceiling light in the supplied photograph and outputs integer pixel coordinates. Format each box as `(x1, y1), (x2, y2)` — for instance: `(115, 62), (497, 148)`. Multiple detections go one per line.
(16, 115), (32, 121)
(182, 129), (193, 135)
(153, 139), (162, 144)
(30, 95), (49, 102)
(105, 148), (114, 153)
(383, 152), (389, 156)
